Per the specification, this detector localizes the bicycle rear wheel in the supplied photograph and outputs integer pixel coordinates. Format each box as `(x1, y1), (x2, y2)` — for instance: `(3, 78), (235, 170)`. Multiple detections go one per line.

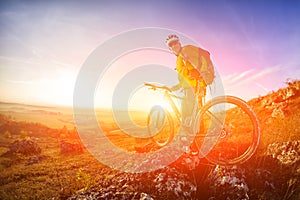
(194, 96), (260, 165)
(147, 106), (174, 147)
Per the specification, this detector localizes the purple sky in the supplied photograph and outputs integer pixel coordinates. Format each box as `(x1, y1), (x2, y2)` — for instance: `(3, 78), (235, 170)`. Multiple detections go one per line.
(0, 0), (300, 107)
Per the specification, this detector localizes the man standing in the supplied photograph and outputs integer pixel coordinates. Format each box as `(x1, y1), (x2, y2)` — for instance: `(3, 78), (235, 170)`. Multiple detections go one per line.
(166, 34), (214, 153)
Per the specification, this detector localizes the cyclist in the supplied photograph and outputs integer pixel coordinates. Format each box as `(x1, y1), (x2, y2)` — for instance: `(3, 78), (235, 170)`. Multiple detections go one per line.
(166, 34), (212, 153)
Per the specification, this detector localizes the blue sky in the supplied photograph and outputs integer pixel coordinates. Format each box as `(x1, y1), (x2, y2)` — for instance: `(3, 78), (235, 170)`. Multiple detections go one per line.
(0, 0), (300, 107)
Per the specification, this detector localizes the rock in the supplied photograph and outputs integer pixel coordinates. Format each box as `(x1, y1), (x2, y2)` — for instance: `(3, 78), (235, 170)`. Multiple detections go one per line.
(68, 168), (155, 199)
(266, 140), (300, 165)
(243, 155), (281, 200)
(68, 166), (197, 200)
(60, 140), (84, 155)
(68, 190), (153, 200)
(140, 192), (154, 200)
(7, 139), (41, 156)
(154, 167), (197, 199)
(271, 107), (285, 118)
(67, 140), (300, 200)
(206, 165), (250, 200)
(283, 87), (296, 100)
(243, 140), (300, 200)
(25, 155), (49, 166)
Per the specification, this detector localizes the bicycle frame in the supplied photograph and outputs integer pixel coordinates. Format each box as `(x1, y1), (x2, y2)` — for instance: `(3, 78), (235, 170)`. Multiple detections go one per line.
(145, 83), (203, 131)
(145, 83), (222, 138)
(163, 91), (181, 122)
(145, 82), (261, 165)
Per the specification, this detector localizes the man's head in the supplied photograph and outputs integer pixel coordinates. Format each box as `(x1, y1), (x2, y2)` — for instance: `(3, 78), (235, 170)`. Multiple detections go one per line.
(166, 34), (181, 56)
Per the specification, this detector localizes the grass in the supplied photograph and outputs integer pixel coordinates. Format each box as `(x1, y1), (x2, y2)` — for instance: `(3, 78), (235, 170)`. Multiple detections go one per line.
(0, 80), (299, 199)
(0, 145), (106, 199)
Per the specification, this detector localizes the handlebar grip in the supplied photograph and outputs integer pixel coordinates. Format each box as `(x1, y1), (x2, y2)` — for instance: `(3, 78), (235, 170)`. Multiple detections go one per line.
(162, 86), (172, 92)
(144, 83), (156, 90)
(144, 82), (171, 92)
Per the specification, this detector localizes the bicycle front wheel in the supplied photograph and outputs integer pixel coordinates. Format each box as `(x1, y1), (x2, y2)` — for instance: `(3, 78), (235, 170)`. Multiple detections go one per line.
(147, 106), (174, 147)
(194, 96), (260, 165)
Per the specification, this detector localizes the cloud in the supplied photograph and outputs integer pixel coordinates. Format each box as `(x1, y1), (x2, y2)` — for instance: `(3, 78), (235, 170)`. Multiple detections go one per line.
(0, 53), (76, 85)
(255, 82), (269, 93)
(224, 69), (255, 85)
(224, 65), (286, 89)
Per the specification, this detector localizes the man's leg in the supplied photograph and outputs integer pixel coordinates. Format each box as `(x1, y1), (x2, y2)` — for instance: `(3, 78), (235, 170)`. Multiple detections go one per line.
(182, 87), (197, 127)
(179, 87), (197, 152)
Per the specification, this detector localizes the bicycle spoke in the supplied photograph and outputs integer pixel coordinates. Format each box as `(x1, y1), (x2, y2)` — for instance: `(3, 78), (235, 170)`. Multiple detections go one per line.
(195, 96), (260, 165)
(147, 106), (174, 147)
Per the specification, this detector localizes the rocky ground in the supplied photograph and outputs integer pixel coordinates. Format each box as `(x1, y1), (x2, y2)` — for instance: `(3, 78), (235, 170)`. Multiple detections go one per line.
(67, 80), (300, 200)
(67, 140), (299, 200)
(2, 139), (298, 199)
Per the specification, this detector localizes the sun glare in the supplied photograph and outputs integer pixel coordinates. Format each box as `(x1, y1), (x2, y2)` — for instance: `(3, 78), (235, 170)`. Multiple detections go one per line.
(128, 87), (167, 112)
(49, 70), (76, 106)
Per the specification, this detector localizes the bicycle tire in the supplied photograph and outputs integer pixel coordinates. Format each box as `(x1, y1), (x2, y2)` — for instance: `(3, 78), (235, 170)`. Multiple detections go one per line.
(194, 95), (260, 165)
(147, 106), (174, 147)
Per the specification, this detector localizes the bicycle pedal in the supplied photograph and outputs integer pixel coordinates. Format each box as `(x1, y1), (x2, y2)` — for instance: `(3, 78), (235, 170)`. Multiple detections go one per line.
(180, 136), (188, 142)
(182, 146), (190, 154)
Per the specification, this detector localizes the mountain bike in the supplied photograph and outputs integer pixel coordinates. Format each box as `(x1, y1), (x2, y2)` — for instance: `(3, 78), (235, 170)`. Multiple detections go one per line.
(144, 82), (261, 166)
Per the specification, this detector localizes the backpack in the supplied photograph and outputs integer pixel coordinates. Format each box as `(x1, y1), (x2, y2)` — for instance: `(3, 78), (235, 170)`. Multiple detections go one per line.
(181, 45), (215, 85)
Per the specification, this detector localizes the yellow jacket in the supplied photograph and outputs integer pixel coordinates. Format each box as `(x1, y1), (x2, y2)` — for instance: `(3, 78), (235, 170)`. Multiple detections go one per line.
(176, 45), (208, 88)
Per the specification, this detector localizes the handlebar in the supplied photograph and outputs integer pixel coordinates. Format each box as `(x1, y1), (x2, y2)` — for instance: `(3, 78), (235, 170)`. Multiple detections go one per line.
(144, 83), (172, 92)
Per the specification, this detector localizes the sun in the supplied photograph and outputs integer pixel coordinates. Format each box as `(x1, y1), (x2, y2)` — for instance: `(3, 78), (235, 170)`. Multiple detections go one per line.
(127, 86), (169, 112)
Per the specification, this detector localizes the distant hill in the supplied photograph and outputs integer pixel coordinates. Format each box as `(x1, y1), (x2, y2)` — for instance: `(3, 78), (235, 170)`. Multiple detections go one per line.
(0, 101), (56, 109)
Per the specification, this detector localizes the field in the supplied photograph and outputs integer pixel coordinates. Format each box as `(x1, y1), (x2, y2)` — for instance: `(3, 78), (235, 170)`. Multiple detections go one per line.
(0, 80), (300, 199)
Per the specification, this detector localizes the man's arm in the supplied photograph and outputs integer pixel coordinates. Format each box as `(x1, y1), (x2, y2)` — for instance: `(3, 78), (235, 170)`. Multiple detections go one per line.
(171, 83), (181, 91)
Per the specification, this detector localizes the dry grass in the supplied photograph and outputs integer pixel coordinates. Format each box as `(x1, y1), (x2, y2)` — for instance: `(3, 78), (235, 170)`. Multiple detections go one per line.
(0, 80), (299, 199)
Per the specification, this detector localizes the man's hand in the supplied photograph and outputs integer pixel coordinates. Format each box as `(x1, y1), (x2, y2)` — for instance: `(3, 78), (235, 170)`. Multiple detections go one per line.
(171, 84), (181, 91)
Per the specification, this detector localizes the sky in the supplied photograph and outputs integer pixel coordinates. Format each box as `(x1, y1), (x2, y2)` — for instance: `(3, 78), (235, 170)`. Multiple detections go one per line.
(0, 0), (300, 110)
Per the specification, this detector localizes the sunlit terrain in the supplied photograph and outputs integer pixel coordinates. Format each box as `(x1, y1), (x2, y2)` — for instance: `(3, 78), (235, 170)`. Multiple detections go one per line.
(0, 80), (299, 199)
